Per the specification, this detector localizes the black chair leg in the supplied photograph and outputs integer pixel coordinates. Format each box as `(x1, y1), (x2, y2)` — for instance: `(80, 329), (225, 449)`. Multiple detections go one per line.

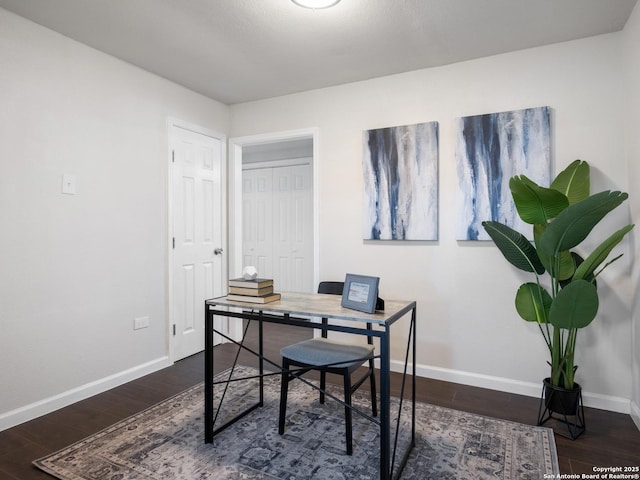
(320, 371), (326, 404)
(277, 354), (373, 455)
(368, 359), (378, 417)
(343, 372), (353, 455)
(278, 359), (290, 435)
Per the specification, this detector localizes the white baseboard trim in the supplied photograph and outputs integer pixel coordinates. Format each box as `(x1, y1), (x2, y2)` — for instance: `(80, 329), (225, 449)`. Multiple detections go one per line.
(3, 356), (635, 432)
(631, 400), (640, 430)
(389, 360), (632, 415)
(0, 356), (172, 432)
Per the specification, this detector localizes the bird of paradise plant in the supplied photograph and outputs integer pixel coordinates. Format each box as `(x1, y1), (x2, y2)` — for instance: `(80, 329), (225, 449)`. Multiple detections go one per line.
(482, 160), (633, 390)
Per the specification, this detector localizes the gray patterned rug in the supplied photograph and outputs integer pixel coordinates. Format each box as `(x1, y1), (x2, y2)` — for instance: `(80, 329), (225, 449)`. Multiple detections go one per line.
(34, 366), (558, 479)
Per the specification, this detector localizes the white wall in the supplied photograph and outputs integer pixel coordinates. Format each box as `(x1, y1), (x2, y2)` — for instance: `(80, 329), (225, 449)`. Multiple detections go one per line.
(230, 33), (634, 412)
(623, 1), (640, 427)
(0, 8), (229, 428)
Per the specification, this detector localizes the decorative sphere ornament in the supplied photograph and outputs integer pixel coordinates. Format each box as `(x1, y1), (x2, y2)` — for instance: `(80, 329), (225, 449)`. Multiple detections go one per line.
(242, 266), (258, 280)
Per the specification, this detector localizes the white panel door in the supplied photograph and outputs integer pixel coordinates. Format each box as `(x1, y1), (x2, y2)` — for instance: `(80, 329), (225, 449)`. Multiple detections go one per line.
(242, 163), (313, 293)
(242, 169), (273, 277)
(171, 125), (225, 361)
(289, 164), (314, 290)
(272, 167), (291, 290)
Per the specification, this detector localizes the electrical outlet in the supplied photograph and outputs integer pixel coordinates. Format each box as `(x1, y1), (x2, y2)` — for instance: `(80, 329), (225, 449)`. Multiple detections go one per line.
(134, 316), (150, 330)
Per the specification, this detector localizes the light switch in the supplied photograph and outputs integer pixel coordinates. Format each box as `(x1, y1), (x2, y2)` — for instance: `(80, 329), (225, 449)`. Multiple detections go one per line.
(134, 316), (150, 330)
(62, 174), (77, 195)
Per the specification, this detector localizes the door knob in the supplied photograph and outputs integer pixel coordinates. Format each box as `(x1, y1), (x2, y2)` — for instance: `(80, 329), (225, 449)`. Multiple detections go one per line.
(214, 248), (224, 255)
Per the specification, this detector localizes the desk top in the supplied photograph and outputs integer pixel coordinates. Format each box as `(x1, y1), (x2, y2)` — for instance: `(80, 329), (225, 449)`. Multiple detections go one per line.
(206, 292), (415, 326)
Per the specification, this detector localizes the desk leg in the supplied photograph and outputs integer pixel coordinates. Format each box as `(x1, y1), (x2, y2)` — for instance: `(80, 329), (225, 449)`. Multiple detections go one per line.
(380, 324), (391, 480)
(259, 315), (264, 406)
(412, 307), (416, 446)
(204, 305), (214, 443)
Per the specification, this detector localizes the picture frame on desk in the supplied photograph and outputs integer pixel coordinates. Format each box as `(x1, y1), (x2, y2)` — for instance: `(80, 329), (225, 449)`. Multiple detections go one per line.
(341, 274), (379, 314)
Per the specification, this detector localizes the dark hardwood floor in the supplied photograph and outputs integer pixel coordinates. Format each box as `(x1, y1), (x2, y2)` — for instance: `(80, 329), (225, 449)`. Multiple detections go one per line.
(1, 322), (638, 479)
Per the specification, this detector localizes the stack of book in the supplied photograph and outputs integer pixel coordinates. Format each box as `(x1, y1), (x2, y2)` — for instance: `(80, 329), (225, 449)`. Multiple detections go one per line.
(227, 277), (281, 304)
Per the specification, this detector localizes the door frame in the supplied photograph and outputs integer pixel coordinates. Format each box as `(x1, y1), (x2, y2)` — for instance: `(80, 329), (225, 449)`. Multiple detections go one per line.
(167, 117), (227, 362)
(228, 128), (320, 340)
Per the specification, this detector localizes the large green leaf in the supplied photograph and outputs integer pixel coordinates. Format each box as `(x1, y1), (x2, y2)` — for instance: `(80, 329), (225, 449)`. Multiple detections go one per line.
(551, 159), (590, 205)
(539, 191), (629, 256)
(510, 175), (569, 224)
(555, 250), (577, 281)
(515, 283), (552, 323)
(573, 224), (635, 281)
(560, 252), (588, 287)
(482, 221), (545, 274)
(534, 223), (575, 280)
(549, 279), (599, 329)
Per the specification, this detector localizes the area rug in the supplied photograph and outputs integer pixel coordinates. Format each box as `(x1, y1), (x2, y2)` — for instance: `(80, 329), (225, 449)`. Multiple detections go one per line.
(35, 366), (559, 479)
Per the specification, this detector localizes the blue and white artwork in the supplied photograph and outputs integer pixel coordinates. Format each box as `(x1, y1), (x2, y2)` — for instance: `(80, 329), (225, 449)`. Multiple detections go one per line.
(363, 122), (438, 240)
(455, 106), (551, 240)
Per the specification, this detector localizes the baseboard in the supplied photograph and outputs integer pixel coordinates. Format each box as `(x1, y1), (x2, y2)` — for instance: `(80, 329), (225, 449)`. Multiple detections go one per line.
(631, 400), (640, 431)
(4, 356), (634, 432)
(389, 359), (632, 415)
(0, 356), (172, 432)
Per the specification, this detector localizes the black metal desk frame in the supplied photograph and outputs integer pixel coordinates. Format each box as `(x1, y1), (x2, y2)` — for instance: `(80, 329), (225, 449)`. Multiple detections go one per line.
(204, 293), (417, 480)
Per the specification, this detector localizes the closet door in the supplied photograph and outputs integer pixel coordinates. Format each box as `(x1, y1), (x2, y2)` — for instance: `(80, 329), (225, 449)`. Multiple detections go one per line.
(242, 163), (313, 293)
(272, 164), (313, 292)
(242, 168), (273, 278)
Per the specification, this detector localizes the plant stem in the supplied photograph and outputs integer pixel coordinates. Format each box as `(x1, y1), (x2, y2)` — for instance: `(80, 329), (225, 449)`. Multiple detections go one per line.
(564, 329), (577, 389)
(551, 326), (562, 386)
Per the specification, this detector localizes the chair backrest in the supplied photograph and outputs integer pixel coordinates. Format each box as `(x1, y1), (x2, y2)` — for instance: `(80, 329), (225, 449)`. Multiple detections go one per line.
(317, 281), (373, 346)
(317, 281), (343, 338)
(317, 281), (344, 296)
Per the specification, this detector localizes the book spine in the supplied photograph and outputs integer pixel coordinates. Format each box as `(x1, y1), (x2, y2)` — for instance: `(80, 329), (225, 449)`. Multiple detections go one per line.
(228, 280), (274, 289)
(227, 293), (280, 304)
(228, 286), (274, 296)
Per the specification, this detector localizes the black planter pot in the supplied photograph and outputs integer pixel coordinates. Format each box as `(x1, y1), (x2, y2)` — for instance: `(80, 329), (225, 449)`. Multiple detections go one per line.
(537, 377), (586, 439)
(543, 378), (581, 414)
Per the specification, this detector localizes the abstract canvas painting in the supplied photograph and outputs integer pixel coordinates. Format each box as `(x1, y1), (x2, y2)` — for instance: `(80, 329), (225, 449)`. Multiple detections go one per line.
(363, 122), (439, 240)
(455, 106), (551, 240)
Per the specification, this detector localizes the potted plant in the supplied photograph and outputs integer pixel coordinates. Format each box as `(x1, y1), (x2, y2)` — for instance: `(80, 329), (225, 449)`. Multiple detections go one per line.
(482, 160), (633, 437)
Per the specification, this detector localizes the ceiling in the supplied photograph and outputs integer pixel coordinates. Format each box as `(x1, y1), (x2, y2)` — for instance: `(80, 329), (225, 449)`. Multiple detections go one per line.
(1, 0), (637, 105)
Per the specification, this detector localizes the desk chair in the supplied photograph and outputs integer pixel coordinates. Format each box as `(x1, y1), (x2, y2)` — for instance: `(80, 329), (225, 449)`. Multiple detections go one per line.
(278, 281), (377, 455)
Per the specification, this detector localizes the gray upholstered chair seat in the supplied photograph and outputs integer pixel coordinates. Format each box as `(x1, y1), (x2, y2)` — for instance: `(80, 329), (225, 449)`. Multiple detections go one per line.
(280, 338), (374, 369)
